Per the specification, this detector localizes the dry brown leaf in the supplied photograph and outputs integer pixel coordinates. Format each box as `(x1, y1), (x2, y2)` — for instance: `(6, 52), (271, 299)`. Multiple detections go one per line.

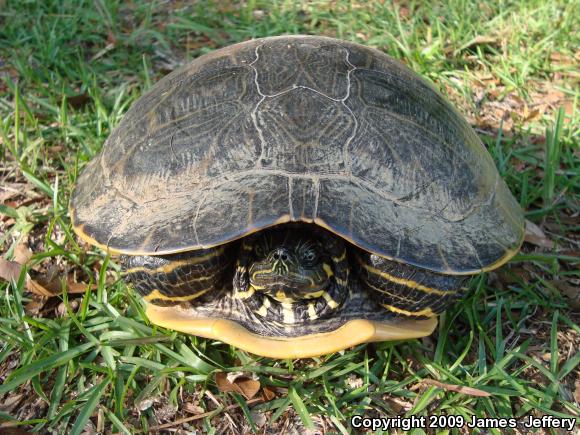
(261, 385), (276, 401)
(415, 379), (491, 397)
(182, 403), (205, 415)
(456, 35), (498, 52)
(215, 372), (261, 400)
(506, 93), (525, 106)
(549, 280), (580, 310)
(522, 108), (541, 122)
(24, 297), (47, 315)
(0, 258), (23, 282)
(384, 395), (413, 413)
(67, 281), (98, 294)
(543, 89), (566, 105)
(550, 52), (575, 64)
(563, 100), (575, 119)
(67, 93), (91, 109)
(56, 300), (79, 317)
(26, 277), (58, 297)
(0, 183), (27, 202)
(524, 219), (555, 249)
(13, 242), (33, 265)
(0, 393), (24, 413)
(25, 273), (97, 297)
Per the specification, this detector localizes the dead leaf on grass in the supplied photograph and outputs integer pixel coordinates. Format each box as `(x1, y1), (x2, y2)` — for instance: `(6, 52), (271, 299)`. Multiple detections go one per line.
(67, 281), (98, 293)
(0, 183), (28, 203)
(56, 300), (79, 317)
(0, 393), (24, 413)
(26, 275), (98, 297)
(66, 93), (91, 109)
(261, 385), (277, 401)
(24, 297), (48, 315)
(455, 35), (498, 54)
(13, 242), (33, 264)
(0, 258), (22, 282)
(137, 398), (155, 412)
(496, 267), (531, 285)
(384, 395), (413, 413)
(550, 52), (577, 65)
(522, 108), (541, 123)
(549, 280), (580, 310)
(524, 220), (555, 249)
(412, 379), (491, 397)
(182, 403), (205, 415)
(215, 372), (261, 400)
(26, 276), (58, 297)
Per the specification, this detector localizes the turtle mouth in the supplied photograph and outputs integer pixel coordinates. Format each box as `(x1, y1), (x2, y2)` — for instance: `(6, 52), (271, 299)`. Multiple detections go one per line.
(249, 274), (331, 297)
(250, 270), (327, 288)
(245, 269), (340, 324)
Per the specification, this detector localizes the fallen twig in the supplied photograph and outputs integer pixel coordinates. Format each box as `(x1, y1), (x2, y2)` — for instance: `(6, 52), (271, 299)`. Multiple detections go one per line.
(411, 379), (491, 397)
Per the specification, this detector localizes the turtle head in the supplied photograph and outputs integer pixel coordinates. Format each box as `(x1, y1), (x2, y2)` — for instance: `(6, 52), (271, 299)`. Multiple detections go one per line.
(233, 224), (350, 324)
(247, 228), (330, 302)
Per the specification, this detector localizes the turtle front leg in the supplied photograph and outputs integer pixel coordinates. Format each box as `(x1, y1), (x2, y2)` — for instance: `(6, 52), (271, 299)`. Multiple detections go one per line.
(121, 246), (234, 306)
(353, 250), (466, 318)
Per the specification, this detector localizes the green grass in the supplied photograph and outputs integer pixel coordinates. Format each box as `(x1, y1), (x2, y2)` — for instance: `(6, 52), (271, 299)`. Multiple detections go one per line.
(1, 0), (578, 433)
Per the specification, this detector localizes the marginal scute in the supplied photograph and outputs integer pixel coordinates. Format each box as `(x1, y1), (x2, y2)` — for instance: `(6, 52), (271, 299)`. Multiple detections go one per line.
(71, 35), (524, 274)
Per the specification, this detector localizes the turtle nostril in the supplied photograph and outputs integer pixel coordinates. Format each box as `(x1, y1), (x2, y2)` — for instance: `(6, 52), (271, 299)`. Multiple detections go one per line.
(271, 248), (291, 264)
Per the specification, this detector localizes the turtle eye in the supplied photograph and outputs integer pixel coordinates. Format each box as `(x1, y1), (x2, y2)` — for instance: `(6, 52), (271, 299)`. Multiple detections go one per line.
(254, 244), (265, 258)
(254, 243), (268, 258)
(300, 247), (320, 266)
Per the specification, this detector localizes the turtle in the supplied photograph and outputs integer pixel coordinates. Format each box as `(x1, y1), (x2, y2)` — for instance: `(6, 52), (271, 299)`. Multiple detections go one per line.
(70, 35), (525, 359)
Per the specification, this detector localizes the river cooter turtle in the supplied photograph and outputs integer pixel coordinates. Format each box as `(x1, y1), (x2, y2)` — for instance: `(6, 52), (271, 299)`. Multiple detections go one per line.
(70, 35), (525, 359)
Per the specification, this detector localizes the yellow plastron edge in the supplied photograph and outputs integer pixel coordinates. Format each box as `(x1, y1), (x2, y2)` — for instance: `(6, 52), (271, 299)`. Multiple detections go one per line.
(145, 303), (438, 359)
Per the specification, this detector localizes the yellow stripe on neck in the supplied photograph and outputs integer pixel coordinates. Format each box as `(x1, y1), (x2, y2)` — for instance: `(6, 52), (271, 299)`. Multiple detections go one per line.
(281, 302), (295, 324)
(234, 287), (255, 299)
(362, 278), (415, 304)
(332, 249), (347, 263)
(302, 290), (325, 299)
(357, 257), (456, 296)
(307, 303), (318, 320)
(256, 297), (271, 317)
(322, 291), (339, 309)
(381, 303), (436, 317)
(323, 263), (334, 278)
(126, 247), (225, 275)
(144, 288), (209, 302)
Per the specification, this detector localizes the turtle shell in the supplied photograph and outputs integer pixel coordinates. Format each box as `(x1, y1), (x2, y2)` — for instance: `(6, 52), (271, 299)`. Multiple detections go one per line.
(71, 35), (524, 275)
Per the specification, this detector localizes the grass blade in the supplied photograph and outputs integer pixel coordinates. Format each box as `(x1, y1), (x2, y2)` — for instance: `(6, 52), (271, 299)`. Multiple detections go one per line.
(0, 342), (95, 394)
(288, 385), (314, 429)
(70, 377), (111, 435)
